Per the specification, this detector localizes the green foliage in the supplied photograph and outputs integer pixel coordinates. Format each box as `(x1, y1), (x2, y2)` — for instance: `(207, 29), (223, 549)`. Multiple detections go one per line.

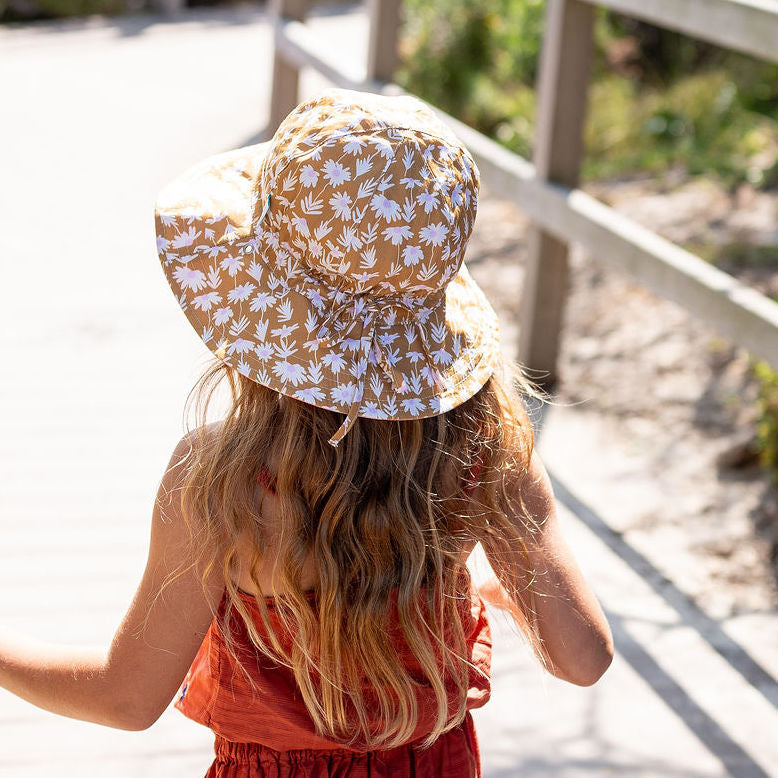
(584, 70), (778, 187)
(399, 1), (778, 190)
(397, 0), (544, 154)
(755, 361), (778, 482)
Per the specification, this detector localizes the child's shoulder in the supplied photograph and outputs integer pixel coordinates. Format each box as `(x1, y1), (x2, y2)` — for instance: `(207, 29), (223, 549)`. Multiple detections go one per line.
(172, 420), (226, 459)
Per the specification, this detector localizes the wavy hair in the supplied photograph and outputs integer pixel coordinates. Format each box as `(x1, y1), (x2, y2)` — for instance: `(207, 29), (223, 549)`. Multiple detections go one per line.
(171, 355), (546, 750)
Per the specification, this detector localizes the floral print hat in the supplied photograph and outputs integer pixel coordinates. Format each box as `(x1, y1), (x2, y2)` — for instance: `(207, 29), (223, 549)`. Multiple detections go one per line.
(155, 88), (500, 446)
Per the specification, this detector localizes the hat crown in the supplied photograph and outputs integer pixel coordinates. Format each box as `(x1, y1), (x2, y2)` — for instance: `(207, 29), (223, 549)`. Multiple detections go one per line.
(253, 89), (480, 298)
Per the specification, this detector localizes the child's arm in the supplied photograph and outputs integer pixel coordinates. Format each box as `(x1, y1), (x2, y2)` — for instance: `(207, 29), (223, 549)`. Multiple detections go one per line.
(480, 449), (614, 686)
(0, 435), (224, 730)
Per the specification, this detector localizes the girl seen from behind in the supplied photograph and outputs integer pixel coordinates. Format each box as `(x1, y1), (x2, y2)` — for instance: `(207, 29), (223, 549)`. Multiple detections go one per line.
(0, 89), (613, 777)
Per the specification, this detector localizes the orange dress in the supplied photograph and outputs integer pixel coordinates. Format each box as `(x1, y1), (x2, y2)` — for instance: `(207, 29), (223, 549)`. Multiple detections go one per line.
(175, 583), (492, 777)
(176, 463), (491, 776)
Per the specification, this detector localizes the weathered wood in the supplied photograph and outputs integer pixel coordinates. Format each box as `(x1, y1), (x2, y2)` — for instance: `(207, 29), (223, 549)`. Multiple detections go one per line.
(271, 14), (778, 371)
(269, 0), (309, 134)
(366, 0), (403, 82)
(581, 0), (778, 65)
(275, 17), (369, 88)
(519, 0), (595, 385)
(439, 113), (778, 370)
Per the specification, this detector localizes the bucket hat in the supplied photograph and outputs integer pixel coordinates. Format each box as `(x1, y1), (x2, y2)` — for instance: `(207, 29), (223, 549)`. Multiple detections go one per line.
(154, 88), (500, 446)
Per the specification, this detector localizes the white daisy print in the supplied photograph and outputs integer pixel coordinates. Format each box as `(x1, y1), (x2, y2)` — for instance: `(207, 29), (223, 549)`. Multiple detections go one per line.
(291, 216), (310, 237)
(432, 346), (453, 364)
(294, 386), (326, 403)
(323, 160), (351, 186)
(383, 225), (412, 245)
(273, 360), (306, 385)
(372, 136), (395, 159)
(214, 306), (234, 325)
(402, 245), (424, 266)
(227, 338), (253, 355)
(331, 382), (359, 404)
(271, 323), (297, 338)
(173, 266), (207, 291)
(343, 137), (367, 155)
(220, 255), (243, 276)
(321, 352), (347, 373)
(361, 402), (383, 418)
(416, 191), (439, 213)
(172, 225), (198, 248)
(255, 343), (274, 360)
(370, 194), (401, 222)
(300, 165), (318, 187)
(401, 397), (424, 415)
(419, 222), (448, 247)
(329, 192), (352, 220)
(228, 283), (255, 303)
(338, 226), (362, 251)
(343, 336), (363, 352)
(250, 291), (275, 312)
(193, 291), (221, 311)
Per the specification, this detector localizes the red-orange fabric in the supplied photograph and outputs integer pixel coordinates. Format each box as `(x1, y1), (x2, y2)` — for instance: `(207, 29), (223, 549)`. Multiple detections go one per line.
(204, 712), (482, 777)
(176, 586), (492, 776)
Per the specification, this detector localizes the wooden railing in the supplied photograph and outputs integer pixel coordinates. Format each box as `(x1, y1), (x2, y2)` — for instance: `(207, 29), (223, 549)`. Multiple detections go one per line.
(268, 0), (778, 383)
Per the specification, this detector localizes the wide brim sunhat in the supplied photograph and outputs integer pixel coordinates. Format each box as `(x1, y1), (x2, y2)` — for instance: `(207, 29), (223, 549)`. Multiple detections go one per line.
(155, 88), (500, 446)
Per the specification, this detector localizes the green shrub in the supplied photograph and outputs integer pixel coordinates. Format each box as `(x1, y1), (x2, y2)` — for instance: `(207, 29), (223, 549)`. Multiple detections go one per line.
(399, 0), (778, 190)
(755, 361), (778, 482)
(397, 0), (545, 132)
(584, 69), (778, 186)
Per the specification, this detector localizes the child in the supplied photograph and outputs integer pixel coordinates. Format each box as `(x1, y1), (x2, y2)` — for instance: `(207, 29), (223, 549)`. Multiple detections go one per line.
(0, 89), (613, 777)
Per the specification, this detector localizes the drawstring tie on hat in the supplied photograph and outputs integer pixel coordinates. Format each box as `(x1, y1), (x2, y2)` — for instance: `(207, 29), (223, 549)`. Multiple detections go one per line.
(315, 292), (447, 447)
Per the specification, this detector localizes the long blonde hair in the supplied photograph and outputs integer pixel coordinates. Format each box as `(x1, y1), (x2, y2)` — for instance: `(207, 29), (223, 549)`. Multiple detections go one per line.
(174, 355), (544, 750)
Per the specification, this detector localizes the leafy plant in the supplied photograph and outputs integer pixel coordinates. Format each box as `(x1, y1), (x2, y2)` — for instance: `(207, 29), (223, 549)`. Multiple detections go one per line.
(399, 0), (778, 190)
(755, 361), (778, 482)
(397, 0), (545, 133)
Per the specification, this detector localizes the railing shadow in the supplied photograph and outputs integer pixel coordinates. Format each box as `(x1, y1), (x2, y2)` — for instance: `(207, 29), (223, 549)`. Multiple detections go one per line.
(526, 397), (778, 775)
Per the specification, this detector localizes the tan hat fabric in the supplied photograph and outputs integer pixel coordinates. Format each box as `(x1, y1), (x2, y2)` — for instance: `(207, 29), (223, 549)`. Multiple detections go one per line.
(155, 88), (500, 446)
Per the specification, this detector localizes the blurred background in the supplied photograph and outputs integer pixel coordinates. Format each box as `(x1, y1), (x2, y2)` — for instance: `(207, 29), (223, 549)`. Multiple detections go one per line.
(1, 0), (777, 776)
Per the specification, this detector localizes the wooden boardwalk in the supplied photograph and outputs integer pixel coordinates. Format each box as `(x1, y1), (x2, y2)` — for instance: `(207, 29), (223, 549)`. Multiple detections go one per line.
(1, 5), (777, 776)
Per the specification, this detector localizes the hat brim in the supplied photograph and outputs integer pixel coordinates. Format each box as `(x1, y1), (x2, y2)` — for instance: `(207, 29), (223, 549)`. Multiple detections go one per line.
(155, 143), (500, 421)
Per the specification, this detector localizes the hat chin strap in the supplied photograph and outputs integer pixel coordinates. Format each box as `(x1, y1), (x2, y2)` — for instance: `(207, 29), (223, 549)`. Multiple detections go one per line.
(316, 296), (447, 447)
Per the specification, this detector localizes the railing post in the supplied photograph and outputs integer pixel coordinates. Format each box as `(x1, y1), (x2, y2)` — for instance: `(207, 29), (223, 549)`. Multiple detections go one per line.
(269, 0), (309, 133)
(366, 0), (402, 82)
(518, 0), (595, 386)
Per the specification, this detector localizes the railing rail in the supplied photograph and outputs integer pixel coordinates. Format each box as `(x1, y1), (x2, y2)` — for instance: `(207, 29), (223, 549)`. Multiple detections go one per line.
(268, 0), (778, 380)
(579, 0), (778, 64)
